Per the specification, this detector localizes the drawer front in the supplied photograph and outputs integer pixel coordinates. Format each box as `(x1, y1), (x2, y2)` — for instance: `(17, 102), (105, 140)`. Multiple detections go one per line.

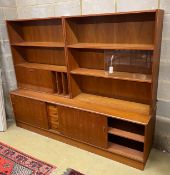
(47, 104), (59, 130)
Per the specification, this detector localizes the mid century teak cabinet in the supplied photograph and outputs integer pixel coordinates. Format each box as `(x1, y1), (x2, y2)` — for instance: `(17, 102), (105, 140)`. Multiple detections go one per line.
(7, 9), (164, 170)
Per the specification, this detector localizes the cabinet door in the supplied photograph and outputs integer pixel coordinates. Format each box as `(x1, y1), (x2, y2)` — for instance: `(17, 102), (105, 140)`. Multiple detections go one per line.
(15, 66), (56, 93)
(58, 106), (107, 148)
(11, 95), (48, 129)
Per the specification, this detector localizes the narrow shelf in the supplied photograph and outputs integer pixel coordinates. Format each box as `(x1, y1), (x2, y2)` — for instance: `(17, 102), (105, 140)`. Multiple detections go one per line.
(108, 142), (144, 162)
(71, 68), (152, 83)
(11, 42), (65, 48)
(11, 90), (150, 125)
(16, 62), (67, 72)
(108, 127), (144, 143)
(67, 43), (154, 50)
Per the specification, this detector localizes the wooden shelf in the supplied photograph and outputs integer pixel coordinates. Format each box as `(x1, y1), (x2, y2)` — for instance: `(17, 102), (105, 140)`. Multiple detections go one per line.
(108, 142), (144, 162)
(11, 89), (150, 125)
(16, 63), (67, 72)
(108, 127), (144, 143)
(11, 42), (65, 48)
(67, 43), (154, 50)
(73, 93), (150, 125)
(71, 68), (152, 83)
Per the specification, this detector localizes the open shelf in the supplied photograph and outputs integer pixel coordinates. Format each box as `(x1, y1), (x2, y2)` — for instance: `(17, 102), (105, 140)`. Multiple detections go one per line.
(70, 68), (151, 83)
(65, 12), (156, 49)
(7, 18), (64, 44)
(16, 63), (67, 72)
(67, 43), (154, 50)
(71, 74), (151, 104)
(11, 89), (150, 125)
(108, 127), (144, 143)
(74, 93), (150, 125)
(11, 42), (64, 48)
(108, 142), (144, 162)
(12, 46), (65, 66)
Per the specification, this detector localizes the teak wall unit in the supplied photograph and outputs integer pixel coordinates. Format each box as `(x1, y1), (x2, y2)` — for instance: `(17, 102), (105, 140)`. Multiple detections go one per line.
(7, 10), (164, 170)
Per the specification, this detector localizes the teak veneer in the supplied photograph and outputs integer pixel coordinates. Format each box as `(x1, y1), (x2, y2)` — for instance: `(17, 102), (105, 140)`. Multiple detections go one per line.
(11, 41), (65, 48)
(7, 9), (164, 170)
(67, 43), (154, 50)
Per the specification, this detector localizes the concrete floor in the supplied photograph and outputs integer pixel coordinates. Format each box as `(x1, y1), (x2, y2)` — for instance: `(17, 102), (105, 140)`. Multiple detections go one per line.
(0, 123), (169, 175)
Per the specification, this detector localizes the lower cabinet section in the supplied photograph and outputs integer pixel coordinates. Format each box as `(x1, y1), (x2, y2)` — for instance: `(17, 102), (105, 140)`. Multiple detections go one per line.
(10, 94), (153, 169)
(58, 106), (108, 148)
(11, 95), (48, 129)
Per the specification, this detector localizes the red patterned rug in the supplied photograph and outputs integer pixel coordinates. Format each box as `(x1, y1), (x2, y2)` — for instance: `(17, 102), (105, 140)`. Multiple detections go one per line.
(0, 142), (56, 175)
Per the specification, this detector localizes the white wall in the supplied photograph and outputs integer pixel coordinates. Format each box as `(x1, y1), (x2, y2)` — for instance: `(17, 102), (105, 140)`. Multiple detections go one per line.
(0, 0), (17, 120)
(0, 0), (169, 151)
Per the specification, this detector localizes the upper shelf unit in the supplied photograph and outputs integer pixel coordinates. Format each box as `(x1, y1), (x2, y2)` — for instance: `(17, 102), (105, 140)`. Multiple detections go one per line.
(7, 18), (64, 47)
(65, 11), (156, 50)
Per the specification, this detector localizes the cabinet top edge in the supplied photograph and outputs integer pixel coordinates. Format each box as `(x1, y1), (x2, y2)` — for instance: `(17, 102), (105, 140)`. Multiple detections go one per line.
(6, 9), (163, 23)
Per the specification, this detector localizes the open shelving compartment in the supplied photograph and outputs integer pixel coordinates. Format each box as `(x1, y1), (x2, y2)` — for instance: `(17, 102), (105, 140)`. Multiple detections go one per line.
(7, 18), (69, 97)
(15, 64), (69, 97)
(68, 48), (153, 83)
(7, 17), (64, 46)
(107, 117), (145, 162)
(65, 11), (156, 50)
(66, 11), (156, 84)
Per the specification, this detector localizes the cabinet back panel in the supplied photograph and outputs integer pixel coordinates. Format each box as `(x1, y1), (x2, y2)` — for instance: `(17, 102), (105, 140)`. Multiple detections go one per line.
(8, 19), (63, 42)
(108, 118), (145, 135)
(66, 13), (155, 44)
(15, 66), (57, 93)
(22, 20), (63, 42)
(72, 75), (151, 104)
(68, 49), (104, 70)
(12, 46), (65, 65)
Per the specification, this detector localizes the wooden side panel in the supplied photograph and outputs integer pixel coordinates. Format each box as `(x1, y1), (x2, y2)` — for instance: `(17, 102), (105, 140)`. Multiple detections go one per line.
(11, 95), (48, 129)
(151, 10), (164, 112)
(58, 106), (108, 148)
(15, 65), (57, 93)
(61, 73), (68, 95)
(143, 110), (156, 161)
(56, 72), (63, 94)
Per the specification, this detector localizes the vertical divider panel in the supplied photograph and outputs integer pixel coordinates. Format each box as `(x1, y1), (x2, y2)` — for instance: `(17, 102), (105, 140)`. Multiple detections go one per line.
(56, 72), (63, 94)
(61, 73), (68, 95)
(63, 17), (74, 99)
